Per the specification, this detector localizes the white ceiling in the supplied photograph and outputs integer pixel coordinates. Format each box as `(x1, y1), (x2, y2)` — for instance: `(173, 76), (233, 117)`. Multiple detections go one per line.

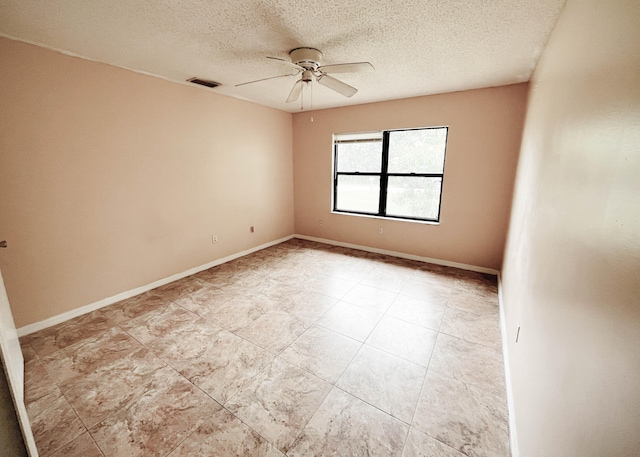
(0, 0), (565, 113)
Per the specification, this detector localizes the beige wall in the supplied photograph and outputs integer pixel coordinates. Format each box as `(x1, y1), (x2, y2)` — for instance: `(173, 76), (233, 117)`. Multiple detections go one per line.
(501, 0), (640, 455)
(0, 38), (294, 327)
(292, 84), (527, 270)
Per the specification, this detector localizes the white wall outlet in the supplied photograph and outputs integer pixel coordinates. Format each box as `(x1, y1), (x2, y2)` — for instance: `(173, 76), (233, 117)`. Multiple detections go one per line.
(212, 235), (218, 243)
(378, 227), (384, 235)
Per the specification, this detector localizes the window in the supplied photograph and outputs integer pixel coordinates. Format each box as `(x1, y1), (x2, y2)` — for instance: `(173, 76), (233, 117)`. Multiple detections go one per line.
(332, 127), (448, 222)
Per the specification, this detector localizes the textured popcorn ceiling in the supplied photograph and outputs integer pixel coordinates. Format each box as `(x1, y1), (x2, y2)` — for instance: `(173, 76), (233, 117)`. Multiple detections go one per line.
(0, 0), (565, 113)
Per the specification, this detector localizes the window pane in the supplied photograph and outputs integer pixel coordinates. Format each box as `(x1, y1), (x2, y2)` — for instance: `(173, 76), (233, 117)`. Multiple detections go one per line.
(335, 175), (380, 213)
(336, 141), (382, 172)
(386, 177), (442, 220)
(387, 128), (447, 174)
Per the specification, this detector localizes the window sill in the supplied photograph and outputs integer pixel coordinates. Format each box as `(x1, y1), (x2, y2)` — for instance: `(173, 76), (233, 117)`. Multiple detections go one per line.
(330, 210), (440, 226)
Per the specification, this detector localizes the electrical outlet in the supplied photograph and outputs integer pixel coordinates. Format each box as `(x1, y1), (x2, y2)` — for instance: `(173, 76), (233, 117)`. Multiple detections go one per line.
(212, 235), (218, 243)
(378, 227), (384, 235)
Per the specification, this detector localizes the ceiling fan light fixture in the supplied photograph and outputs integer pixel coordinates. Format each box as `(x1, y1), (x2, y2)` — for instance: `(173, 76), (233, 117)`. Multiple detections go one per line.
(301, 70), (314, 83)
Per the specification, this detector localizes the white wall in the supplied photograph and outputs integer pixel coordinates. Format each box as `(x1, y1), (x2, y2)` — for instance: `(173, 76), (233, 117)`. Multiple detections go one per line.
(0, 37), (294, 327)
(293, 84), (528, 271)
(501, 0), (640, 455)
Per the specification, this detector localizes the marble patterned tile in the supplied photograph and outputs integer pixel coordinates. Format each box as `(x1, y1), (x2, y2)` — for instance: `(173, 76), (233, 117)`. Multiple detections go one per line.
(336, 345), (426, 423)
(49, 432), (103, 457)
(234, 276), (292, 298)
(268, 289), (337, 327)
(196, 294), (275, 332)
(155, 275), (211, 299)
(361, 269), (409, 293)
(412, 370), (509, 457)
(305, 273), (358, 299)
(400, 279), (453, 302)
(377, 259), (419, 276)
(411, 267), (458, 289)
(225, 358), (332, 453)
(40, 327), (142, 384)
(168, 409), (284, 456)
(341, 284), (397, 313)
(20, 310), (115, 358)
(386, 294), (446, 331)
(402, 428), (466, 457)
(429, 334), (505, 397)
(158, 277), (228, 313)
(119, 303), (199, 345)
(150, 327), (274, 404)
(279, 325), (361, 383)
(184, 286), (244, 316)
(99, 290), (173, 325)
(142, 316), (222, 363)
(366, 316), (438, 367)
(322, 262), (372, 282)
(223, 273), (281, 296)
(453, 273), (498, 297)
(258, 279), (303, 300)
(446, 289), (499, 314)
(440, 307), (502, 350)
(27, 390), (86, 457)
(59, 347), (167, 429)
(316, 301), (383, 342)
(24, 359), (58, 405)
(193, 266), (242, 289)
(21, 343), (38, 364)
(288, 388), (409, 457)
(90, 366), (221, 457)
(234, 309), (307, 353)
(266, 265), (320, 284)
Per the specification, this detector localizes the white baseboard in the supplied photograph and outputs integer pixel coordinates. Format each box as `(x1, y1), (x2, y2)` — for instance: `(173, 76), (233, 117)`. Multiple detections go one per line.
(294, 234), (499, 275)
(17, 235), (294, 337)
(18, 233), (498, 337)
(497, 273), (519, 457)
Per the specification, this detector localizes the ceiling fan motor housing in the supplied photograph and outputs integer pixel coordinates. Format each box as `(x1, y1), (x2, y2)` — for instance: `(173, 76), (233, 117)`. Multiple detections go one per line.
(289, 47), (322, 70)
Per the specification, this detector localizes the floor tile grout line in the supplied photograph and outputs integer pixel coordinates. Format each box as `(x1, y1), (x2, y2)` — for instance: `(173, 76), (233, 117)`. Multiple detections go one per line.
(436, 326), (505, 352)
(407, 329), (440, 429)
(331, 342), (424, 428)
(220, 356), (333, 455)
(45, 387), (90, 457)
(160, 378), (266, 457)
(427, 365), (508, 401)
(331, 383), (414, 427)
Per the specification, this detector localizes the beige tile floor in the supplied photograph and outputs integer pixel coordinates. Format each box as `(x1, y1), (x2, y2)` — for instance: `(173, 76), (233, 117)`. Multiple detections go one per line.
(20, 238), (510, 457)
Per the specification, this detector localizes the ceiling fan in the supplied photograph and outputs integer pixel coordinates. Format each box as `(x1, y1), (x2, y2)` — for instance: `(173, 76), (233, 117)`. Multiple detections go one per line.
(236, 47), (374, 103)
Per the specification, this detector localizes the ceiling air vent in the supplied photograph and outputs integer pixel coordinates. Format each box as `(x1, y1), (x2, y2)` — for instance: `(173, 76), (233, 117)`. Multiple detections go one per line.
(187, 77), (221, 88)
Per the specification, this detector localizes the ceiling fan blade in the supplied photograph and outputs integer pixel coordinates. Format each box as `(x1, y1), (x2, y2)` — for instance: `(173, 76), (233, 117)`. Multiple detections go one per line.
(267, 56), (304, 70)
(319, 62), (374, 74)
(286, 80), (303, 103)
(235, 73), (296, 87)
(316, 74), (358, 97)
